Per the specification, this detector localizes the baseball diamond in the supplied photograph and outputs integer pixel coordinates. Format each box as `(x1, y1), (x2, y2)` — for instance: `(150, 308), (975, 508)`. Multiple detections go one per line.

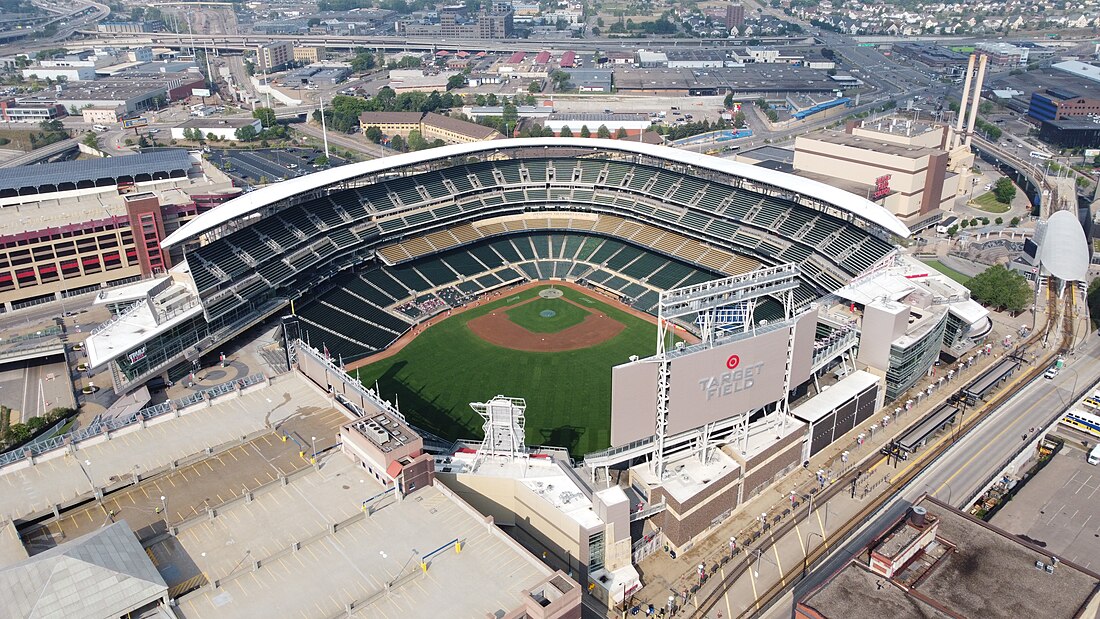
(350, 284), (659, 456)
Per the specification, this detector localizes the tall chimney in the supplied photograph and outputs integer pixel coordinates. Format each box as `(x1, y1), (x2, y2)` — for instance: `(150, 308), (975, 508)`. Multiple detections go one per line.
(964, 54), (989, 148)
(953, 54), (977, 149)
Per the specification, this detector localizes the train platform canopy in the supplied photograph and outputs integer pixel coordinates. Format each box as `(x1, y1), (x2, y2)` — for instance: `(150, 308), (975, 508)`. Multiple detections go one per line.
(0, 149), (194, 196)
(1037, 210), (1089, 283)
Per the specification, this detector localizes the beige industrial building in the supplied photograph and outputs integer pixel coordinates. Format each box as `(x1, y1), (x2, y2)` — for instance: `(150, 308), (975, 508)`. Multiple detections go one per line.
(794, 121), (959, 223)
(257, 41), (293, 72)
(292, 46), (324, 64)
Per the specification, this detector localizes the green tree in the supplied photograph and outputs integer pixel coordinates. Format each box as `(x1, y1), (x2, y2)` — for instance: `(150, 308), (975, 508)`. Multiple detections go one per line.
(39, 119), (63, 133)
(724, 92), (735, 109)
(580, 125), (591, 138)
(528, 81), (541, 93)
(502, 103), (518, 128)
(1088, 278), (1100, 328)
(559, 125), (573, 137)
(389, 134), (406, 151)
(252, 107), (277, 128)
(967, 264), (1032, 313)
(407, 129), (428, 151)
(81, 132), (99, 149)
(969, 218), (979, 227)
(995, 216), (1003, 225)
(993, 177), (1016, 204)
(615, 127), (628, 139)
(7, 423), (30, 444)
(1010, 216), (1021, 226)
(235, 125), (258, 142)
(314, 155), (328, 166)
(597, 124), (611, 139)
(364, 126), (383, 143)
(26, 416), (47, 431)
(350, 49), (376, 72)
(446, 74), (466, 91)
(947, 225), (959, 236)
(960, 219), (969, 228)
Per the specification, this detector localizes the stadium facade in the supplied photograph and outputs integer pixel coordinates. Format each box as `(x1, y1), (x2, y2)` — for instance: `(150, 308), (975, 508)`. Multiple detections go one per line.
(83, 138), (993, 603)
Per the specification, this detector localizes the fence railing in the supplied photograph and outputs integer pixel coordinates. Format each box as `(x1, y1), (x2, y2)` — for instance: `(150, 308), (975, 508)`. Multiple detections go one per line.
(0, 373), (267, 468)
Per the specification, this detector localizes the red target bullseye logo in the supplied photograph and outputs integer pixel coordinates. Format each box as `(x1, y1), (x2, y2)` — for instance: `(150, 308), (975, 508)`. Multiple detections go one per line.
(726, 355), (740, 370)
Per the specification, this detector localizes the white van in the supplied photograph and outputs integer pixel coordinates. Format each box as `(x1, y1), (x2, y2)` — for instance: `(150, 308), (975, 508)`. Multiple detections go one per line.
(92, 124), (108, 132)
(1088, 444), (1100, 465)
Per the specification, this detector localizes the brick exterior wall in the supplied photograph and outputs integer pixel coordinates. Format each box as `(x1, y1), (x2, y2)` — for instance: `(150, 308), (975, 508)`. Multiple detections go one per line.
(659, 479), (742, 548)
(742, 441), (802, 500)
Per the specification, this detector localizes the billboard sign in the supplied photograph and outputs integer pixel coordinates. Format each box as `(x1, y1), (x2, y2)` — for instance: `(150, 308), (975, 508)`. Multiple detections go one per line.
(873, 174), (892, 200)
(666, 328), (791, 435)
(127, 345), (147, 364)
(122, 117), (149, 129)
(192, 88), (212, 98)
(610, 360), (658, 447)
(609, 313), (817, 446)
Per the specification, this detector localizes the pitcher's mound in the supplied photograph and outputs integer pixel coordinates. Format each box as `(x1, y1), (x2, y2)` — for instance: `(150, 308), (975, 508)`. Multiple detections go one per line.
(467, 295), (625, 352)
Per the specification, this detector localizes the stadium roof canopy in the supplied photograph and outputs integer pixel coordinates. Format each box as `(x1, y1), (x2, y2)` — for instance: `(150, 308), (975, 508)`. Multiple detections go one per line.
(0, 149), (193, 195)
(0, 521), (168, 618)
(162, 138), (910, 248)
(1038, 210), (1089, 282)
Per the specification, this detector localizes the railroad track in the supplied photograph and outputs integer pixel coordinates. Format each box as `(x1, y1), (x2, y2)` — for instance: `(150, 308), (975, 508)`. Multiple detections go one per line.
(692, 280), (1072, 618)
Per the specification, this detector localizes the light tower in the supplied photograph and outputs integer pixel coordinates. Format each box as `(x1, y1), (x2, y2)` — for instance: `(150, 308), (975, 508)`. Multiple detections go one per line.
(469, 395), (528, 471)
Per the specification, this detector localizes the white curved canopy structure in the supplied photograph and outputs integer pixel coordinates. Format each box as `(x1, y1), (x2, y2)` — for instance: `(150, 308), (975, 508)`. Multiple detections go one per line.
(163, 138), (910, 249)
(1038, 210), (1089, 283)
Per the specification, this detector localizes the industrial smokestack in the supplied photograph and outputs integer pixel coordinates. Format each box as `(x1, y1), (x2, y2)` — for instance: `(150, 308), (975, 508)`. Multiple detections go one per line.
(964, 55), (989, 148)
(953, 54), (977, 149)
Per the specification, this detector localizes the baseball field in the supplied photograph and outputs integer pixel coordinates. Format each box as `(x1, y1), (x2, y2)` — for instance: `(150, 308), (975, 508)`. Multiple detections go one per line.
(352, 284), (659, 456)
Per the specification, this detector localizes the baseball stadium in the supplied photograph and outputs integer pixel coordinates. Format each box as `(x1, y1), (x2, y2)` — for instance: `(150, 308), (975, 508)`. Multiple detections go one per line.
(82, 138), (996, 604)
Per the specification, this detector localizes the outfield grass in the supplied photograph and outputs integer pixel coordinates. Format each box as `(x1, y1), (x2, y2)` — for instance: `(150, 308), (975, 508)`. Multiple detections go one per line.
(505, 297), (589, 333)
(354, 286), (657, 456)
(923, 259), (972, 285)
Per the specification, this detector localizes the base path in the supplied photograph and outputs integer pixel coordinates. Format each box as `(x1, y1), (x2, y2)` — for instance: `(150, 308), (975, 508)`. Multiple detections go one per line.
(467, 296), (625, 352)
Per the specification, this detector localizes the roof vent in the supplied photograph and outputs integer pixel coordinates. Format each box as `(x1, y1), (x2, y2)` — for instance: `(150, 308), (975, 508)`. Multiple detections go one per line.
(909, 505), (927, 527)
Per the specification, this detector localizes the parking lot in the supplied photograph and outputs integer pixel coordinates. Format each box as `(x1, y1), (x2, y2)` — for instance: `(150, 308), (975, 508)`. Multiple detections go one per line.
(990, 442), (1100, 571)
(19, 403), (349, 552)
(208, 148), (348, 186)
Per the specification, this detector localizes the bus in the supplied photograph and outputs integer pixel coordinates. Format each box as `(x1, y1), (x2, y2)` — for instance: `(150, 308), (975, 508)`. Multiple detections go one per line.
(1059, 409), (1100, 439)
(1029, 151), (1052, 160)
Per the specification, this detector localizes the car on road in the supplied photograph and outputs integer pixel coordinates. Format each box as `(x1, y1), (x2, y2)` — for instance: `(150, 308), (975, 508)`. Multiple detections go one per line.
(1044, 367), (1059, 379)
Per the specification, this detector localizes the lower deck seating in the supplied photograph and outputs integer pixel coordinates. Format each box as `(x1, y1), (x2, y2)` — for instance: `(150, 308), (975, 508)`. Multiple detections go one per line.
(299, 231), (724, 360)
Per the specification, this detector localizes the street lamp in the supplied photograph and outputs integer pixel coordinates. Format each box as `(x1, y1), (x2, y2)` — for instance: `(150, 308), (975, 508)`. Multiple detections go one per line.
(803, 531), (825, 578)
(311, 436), (317, 462)
(159, 495), (168, 528)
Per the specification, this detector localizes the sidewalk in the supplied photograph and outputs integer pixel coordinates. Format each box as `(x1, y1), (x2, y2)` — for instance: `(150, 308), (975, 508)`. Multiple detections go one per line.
(631, 324), (1026, 615)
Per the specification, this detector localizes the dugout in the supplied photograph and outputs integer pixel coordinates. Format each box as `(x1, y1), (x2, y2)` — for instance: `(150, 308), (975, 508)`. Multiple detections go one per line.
(792, 370), (883, 459)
